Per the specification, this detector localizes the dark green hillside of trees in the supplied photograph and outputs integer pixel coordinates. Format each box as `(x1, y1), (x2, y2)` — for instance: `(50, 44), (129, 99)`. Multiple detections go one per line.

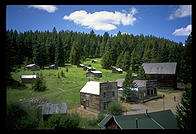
(6, 27), (192, 84)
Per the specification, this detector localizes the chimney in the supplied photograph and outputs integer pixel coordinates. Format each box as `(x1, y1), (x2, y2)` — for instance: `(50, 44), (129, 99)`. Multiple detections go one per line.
(136, 118), (138, 128)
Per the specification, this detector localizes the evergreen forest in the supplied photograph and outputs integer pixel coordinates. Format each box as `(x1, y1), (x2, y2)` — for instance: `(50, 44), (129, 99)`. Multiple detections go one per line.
(6, 27), (192, 84)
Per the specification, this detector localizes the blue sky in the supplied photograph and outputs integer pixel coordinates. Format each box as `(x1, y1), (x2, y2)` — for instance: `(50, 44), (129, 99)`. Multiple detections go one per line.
(6, 5), (192, 44)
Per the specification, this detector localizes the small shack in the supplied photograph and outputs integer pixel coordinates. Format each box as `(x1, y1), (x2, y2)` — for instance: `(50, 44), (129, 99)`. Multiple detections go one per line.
(142, 62), (177, 89)
(92, 59), (97, 63)
(80, 81), (118, 112)
(21, 75), (37, 83)
(84, 66), (96, 72)
(78, 64), (85, 68)
(49, 64), (58, 70)
(86, 71), (102, 78)
(98, 110), (178, 129)
(112, 68), (123, 74)
(42, 103), (67, 121)
(26, 64), (40, 71)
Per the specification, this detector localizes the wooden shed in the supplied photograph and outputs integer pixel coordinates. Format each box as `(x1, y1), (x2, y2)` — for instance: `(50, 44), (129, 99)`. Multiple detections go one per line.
(21, 75), (37, 83)
(112, 68), (123, 74)
(86, 71), (102, 78)
(142, 62), (177, 89)
(80, 81), (118, 112)
(49, 64), (58, 70)
(26, 64), (40, 71)
(42, 103), (67, 121)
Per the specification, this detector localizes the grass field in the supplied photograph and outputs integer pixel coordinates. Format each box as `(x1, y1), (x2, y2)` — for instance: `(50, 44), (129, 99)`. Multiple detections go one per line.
(7, 58), (127, 110)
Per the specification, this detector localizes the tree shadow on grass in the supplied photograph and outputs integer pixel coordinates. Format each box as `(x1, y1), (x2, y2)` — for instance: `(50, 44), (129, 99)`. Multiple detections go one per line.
(6, 78), (27, 90)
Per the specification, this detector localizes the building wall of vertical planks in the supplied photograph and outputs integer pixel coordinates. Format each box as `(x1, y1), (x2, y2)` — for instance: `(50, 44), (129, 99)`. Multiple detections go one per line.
(142, 62), (177, 89)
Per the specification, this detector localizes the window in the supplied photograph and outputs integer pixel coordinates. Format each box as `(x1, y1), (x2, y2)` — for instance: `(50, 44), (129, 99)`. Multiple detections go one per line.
(103, 92), (106, 98)
(112, 91), (115, 97)
(104, 102), (107, 110)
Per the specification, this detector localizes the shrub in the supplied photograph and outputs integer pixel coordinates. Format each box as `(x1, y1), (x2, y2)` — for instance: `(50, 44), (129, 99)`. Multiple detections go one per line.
(47, 113), (80, 129)
(61, 70), (66, 78)
(106, 101), (124, 115)
(97, 112), (105, 123)
(6, 103), (40, 129)
(32, 75), (47, 91)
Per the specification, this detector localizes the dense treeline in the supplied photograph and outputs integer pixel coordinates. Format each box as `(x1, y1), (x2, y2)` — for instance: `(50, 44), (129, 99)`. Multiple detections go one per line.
(6, 27), (192, 84)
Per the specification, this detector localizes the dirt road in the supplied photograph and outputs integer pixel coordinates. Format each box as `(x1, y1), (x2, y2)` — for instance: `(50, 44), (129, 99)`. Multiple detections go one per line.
(123, 90), (184, 115)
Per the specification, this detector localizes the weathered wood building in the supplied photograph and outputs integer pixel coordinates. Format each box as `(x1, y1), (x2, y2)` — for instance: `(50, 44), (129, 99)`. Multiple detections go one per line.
(130, 80), (158, 101)
(86, 71), (102, 78)
(80, 81), (118, 112)
(142, 62), (177, 89)
(26, 64), (40, 71)
(112, 68), (123, 74)
(42, 103), (67, 121)
(49, 64), (58, 70)
(98, 110), (178, 129)
(116, 79), (125, 98)
(21, 75), (37, 83)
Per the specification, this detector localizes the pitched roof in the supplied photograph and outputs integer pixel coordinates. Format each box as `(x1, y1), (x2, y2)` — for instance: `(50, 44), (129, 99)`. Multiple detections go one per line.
(21, 75), (37, 78)
(80, 81), (100, 95)
(133, 80), (147, 88)
(42, 103), (67, 115)
(142, 62), (177, 74)
(91, 71), (102, 74)
(98, 110), (178, 129)
(26, 64), (36, 67)
(116, 79), (125, 88)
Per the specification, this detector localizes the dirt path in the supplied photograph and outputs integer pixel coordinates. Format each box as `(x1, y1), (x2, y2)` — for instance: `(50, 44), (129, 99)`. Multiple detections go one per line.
(123, 90), (184, 115)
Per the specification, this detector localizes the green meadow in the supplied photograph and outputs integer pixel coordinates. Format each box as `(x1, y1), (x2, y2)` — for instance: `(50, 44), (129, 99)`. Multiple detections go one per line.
(7, 58), (126, 109)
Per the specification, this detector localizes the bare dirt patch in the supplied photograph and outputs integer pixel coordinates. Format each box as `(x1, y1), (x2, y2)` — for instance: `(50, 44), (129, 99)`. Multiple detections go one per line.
(123, 90), (184, 115)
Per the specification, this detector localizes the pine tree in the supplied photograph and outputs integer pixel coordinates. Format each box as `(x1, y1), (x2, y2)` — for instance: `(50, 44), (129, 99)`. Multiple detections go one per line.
(55, 36), (65, 67)
(176, 88), (192, 129)
(70, 41), (81, 65)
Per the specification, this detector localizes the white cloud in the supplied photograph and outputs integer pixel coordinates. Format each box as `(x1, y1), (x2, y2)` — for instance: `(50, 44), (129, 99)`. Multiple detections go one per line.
(169, 5), (191, 20)
(28, 5), (57, 13)
(63, 8), (137, 31)
(172, 24), (192, 36)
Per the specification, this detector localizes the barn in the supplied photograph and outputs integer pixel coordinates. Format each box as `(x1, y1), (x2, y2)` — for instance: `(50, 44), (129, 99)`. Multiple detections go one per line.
(42, 102), (67, 121)
(86, 71), (102, 78)
(80, 81), (118, 112)
(49, 64), (58, 70)
(98, 110), (178, 129)
(112, 68), (123, 74)
(142, 62), (177, 89)
(26, 64), (40, 71)
(21, 75), (37, 83)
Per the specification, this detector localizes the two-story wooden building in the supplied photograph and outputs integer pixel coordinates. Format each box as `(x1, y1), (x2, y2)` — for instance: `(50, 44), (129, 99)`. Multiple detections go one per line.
(80, 81), (118, 112)
(142, 62), (177, 89)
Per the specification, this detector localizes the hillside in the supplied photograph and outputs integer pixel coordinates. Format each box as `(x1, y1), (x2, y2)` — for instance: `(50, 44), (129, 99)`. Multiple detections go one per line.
(7, 58), (126, 110)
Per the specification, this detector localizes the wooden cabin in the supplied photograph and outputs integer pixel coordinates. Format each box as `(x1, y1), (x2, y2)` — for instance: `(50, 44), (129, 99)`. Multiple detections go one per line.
(42, 103), (67, 121)
(92, 59), (97, 63)
(49, 64), (58, 70)
(112, 68), (123, 74)
(80, 81), (118, 112)
(21, 75), (37, 83)
(98, 110), (178, 129)
(86, 71), (102, 78)
(142, 62), (177, 89)
(26, 64), (40, 71)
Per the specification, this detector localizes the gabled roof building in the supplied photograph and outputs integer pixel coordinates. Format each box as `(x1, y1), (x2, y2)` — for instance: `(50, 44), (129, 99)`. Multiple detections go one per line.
(98, 110), (178, 129)
(142, 62), (177, 89)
